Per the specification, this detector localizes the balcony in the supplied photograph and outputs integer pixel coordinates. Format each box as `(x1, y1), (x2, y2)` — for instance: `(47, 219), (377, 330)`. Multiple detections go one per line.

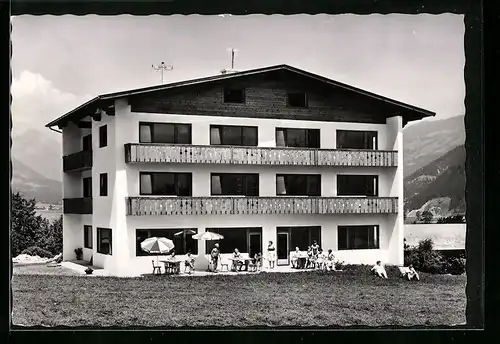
(124, 144), (398, 167)
(63, 150), (93, 172)
(63, 197), (93, 214)
(126, 196), (398, 216)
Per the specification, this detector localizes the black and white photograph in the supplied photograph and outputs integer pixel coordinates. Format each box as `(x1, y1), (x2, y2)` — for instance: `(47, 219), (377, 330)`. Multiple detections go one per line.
(10, 12), (471, 327)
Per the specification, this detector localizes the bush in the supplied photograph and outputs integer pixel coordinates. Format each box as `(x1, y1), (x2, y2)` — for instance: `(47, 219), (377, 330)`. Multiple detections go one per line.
(441, 256), (466, 275)
(21, 246), (53, 259)
(404, 238), (465, 274)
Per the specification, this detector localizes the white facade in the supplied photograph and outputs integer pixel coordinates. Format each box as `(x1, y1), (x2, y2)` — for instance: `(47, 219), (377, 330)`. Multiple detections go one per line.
(61, 98), (404, 276)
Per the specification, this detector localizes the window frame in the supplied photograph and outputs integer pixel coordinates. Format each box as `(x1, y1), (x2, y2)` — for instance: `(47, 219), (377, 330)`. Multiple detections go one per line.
(210, 173), (259, 196)
(286, 92), (308, 108)
(138, 122), (192, 144)
(336, 130), (378, 150)
(83, 177), (92, 198)
(82, 134), (92, 152)
(135, 228), (198, 256)
(97, 227), (112, 255)
(337, 225), (380, 250)
(83, 225), (93, 249)
(205, 227), (262, 254)
(99, 173), (108, 197)
(275, 127), (320, 148)
(276, 174), (321, 196)
(139, 172), (193, 196)
(209, 124), (258, 147)
(99, 125), (107, 148)
(337, 174), (379, 197)
(223, 87), (246, 104)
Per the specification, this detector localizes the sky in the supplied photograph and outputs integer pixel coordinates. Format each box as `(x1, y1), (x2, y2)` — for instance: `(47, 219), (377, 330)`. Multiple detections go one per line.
(11, 14), (465, 136)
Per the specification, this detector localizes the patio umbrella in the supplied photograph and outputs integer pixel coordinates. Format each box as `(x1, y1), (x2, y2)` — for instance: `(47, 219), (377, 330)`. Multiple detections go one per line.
(140, 237), (175, 265)
(192, 231), (224, 241)
(174, 229), (197, 236)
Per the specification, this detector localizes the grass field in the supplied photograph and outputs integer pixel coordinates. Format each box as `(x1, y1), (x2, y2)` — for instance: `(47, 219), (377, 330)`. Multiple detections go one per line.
(12, 265), (466, 327)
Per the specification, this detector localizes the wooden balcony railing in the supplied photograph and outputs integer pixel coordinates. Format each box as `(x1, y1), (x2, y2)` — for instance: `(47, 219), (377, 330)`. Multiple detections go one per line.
(126, 196), (398, 216)
(63, 150), (93, 172)
(124, 144), (398, 167)
(63, 197), (93, 214)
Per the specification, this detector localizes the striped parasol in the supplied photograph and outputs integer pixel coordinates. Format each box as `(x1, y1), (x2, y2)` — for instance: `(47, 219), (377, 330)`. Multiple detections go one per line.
(140, 237), (175, 264)
(192, 231), (224, 241)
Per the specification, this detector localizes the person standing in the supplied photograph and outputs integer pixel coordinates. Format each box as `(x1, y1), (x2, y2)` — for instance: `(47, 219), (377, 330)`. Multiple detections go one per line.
(210, 243), (220, 273)
(267, 241), (276, 269)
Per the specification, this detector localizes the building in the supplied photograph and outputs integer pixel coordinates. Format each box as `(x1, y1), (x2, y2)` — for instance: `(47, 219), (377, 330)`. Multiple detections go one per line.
(405, 223), (466, 258)
(46, 64), (435, 276)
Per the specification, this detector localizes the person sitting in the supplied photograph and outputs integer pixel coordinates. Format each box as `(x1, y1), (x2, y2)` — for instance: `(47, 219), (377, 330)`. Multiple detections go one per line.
(371, 260), (388, 279)
(326, 249), (336, 271)
(184, 251), (195, 274)
(290, 247), (300, 268)
(316, 248), (326, 270)
(402, 264), (420, 281)
(232, 248), (244, 271)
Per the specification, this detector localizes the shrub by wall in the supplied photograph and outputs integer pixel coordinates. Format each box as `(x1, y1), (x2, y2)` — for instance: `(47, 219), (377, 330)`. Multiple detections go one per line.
(21, 246), (53, 259)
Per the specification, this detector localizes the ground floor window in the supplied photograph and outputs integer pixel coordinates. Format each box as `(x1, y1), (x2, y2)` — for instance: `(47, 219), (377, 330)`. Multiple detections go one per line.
(83, 225), (92, 249)
(97, 227), (112, 255)
(136, 228), (198, 256)
(338, 225), (379, 250)
(205, 227), (262, 256)
(276, 226), (322, 252)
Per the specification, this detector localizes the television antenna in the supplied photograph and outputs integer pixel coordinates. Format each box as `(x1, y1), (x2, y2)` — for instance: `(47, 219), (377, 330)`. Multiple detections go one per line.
(151, 62), (174, 84)
(220, 48), (239, 74)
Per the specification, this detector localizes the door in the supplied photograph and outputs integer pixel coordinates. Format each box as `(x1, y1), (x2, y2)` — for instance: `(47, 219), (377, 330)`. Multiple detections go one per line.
(83, 177), (92, 198)
(82, 134), (92, 152)
(249, 233), (262, 257)
(277, 231), (290, 266)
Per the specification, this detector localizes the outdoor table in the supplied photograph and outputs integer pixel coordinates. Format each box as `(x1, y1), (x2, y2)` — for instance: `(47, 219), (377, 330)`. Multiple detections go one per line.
(291, 253), (309, 269)
(160, 259), (182, 275)
(228, 257), (252, 271)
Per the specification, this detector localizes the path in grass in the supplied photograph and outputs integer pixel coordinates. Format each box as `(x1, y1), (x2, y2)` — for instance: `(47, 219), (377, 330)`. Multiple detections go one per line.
(12, 268), (466, 327)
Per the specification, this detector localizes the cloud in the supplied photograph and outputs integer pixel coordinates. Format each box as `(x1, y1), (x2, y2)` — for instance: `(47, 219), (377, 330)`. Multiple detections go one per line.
(11, 71), (93, 136)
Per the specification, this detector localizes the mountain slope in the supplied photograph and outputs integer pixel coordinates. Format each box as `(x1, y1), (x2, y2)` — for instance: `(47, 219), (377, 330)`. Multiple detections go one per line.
(403, 115), (464, 177)
(11, 157), (62, 204)
(404, 145), (465, 215)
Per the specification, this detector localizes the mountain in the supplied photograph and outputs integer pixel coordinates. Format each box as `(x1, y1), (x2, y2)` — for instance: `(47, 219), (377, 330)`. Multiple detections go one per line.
(404, 145), (465, 216)
(11, 156), (62, 204)
(403, 115), (465, 178)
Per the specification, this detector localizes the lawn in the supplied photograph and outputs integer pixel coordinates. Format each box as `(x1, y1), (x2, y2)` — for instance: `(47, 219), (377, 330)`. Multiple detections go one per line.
(11, 265), (466, 327)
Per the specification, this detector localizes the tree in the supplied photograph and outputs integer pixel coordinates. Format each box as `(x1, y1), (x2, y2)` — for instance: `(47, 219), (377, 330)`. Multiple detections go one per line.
(421, 210), (433, 224)
(11, 192), (47, 256)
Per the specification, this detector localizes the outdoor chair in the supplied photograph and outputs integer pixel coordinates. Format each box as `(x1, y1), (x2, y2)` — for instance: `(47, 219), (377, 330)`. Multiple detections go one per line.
(152, 260), (162, 275)
(220, 255), (230, 272)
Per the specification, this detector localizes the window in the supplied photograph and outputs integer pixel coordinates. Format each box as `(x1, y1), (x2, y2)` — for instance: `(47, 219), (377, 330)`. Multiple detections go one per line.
(99, 125), (107, 148)
(336, 130), (378, 150)
(136, 229), (198, 256)
(205, 228), (262, 254)
(278, 226), (321, 251)
(97, 228), (112, 255)
(99, 173), (108, 196)
(139, 122), (192, 144)
(287, 92), (307, 108)
(84, 225), (92, 249)
(210, 125), (257, 146)
(338, 225), (379, 250)
(276, 174), (321, 196)
(140, 172), (192, 196)
(337, 175), (378, 196)
(223, 88), (245, 103)
(82, 134), (92, 152)
(211, 173), (259, 196)
(83, 177), (92, 198)
(276, 128), (320, 148)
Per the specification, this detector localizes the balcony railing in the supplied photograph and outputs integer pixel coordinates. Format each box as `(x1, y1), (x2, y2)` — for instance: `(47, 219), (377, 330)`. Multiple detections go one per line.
(63, 197), (93, 214)
(124, 144), (398, 167)
(63, 150), (93, 172)
(126, 196), (398, 216)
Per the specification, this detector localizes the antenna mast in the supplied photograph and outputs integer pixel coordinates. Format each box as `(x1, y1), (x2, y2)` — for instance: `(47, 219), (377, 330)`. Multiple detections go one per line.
(151, 62), (174, 84)
(221, 48), (239, 75)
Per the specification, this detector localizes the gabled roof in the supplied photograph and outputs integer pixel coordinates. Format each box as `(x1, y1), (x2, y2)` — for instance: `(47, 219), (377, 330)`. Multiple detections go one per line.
(45, 64), (435, 128)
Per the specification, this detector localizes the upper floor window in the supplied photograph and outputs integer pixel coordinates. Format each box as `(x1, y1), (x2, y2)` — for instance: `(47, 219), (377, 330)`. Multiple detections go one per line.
(223, 88), (245, 104)
(82, 134), (92, 152)
(337, 175), (378, 197)
(276, 174), (321, 196)
(337, 130), (378, 150)
(139, 122), (192, 144)
(287, 92), (307, 108)
(83, 177), (92, 198)
(210, 125), (258, 146)
(99, 125), (107, 148)
(99, 173), (108, 196)
(211, 173), (259, 196)
(276, 128), (320, 148)
(140, 172), (192, 196)
(338, 225), (379, 250)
